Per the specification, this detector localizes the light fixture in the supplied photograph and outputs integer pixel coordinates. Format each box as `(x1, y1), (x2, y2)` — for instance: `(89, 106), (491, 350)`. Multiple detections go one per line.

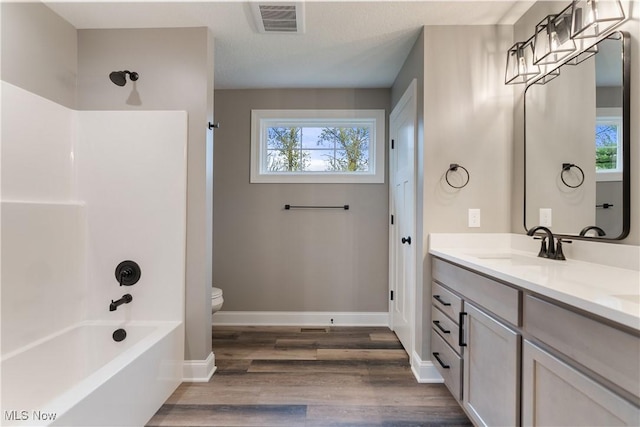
(533, 8), (576, 65)
(566, 44), (598, 65)
(505, 38), (540, 85)
(571, 0), (624, 39)
(534, 68), (561, 85)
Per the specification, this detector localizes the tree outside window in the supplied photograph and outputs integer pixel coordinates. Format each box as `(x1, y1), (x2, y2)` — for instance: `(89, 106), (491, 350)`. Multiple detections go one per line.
(250, 109), (385, 184)
(595, 117), (622, 172)
(265, 125), (370, 172)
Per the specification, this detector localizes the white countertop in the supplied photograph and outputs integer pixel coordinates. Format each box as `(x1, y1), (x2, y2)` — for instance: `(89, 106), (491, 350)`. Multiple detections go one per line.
(429, 233), (640, 331)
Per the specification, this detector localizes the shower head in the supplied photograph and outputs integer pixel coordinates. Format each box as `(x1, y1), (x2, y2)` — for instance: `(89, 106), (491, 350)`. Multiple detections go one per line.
(109, 70), (139, 86)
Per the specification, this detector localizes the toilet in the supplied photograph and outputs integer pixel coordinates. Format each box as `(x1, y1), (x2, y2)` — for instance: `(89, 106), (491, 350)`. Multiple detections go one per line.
(211, 287), (224, 314)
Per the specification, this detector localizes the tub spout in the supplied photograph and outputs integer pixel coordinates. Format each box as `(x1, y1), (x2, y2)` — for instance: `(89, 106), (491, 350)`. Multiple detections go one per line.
(110, 294), (133, 312)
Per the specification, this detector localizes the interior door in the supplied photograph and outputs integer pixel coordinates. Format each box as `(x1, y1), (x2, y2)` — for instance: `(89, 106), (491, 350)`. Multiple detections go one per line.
(389, 80), (416, 354)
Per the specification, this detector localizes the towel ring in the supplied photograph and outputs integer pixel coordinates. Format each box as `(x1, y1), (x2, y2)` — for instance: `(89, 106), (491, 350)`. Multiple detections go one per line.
(445, 163), (470, 189)
(561, 163), (584, 188)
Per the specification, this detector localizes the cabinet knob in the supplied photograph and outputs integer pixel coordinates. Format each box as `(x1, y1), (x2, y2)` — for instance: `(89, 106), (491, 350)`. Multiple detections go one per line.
(401, 236), (412, 245)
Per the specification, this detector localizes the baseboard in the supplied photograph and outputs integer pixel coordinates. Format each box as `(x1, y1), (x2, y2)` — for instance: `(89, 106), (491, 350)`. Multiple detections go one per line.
(212, 311), (389, 327)
(182, 351), (216, 382)
(411, 351), (444, 383)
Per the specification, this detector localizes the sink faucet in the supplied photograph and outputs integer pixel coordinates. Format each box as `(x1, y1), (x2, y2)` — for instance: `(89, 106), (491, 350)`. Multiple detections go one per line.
(110, 294), (133, 312)
(579, 225), (606, 237)
(527, 226), (555, 259)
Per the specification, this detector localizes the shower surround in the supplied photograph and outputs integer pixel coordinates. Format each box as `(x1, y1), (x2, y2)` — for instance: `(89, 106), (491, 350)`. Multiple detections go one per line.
(1, 81), (187, 426)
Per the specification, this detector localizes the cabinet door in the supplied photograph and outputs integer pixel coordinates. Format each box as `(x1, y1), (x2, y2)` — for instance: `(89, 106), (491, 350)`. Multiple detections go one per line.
(522, 340), (640, 426)
(463, 303), (519, 427)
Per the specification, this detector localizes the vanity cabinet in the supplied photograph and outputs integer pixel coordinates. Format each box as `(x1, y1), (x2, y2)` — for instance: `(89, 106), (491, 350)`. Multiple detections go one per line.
(463, 303), (519, 427)
(431, 281), (463, 400)
(431, 257), (640, 427)
(431, 258), (520, 426)
(522, 340), (639, 426)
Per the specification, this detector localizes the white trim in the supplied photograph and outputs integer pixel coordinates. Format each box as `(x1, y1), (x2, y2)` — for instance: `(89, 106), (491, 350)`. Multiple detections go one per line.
(596, 171), (623, 182)
(182, 351), (216, 382)
(250, 109), (386, 184)
(388, 78), (418, 358)
(212, 311), (389, 326)
(411, 351), (444, 384)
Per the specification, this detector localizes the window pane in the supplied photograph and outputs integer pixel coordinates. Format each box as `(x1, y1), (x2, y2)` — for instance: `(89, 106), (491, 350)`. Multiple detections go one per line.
(267, 127), (300, 149)
(266, 148), (308, 172)
(266, 127), (309, 172)
(595, 123), (618, 171)
(317, 126), (371, 172)
(305, 149), (334, 171)
(300, 127), (324, 149)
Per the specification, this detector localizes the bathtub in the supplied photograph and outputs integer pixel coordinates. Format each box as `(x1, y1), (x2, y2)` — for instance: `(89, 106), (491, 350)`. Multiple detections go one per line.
(1, 321), (183, 426)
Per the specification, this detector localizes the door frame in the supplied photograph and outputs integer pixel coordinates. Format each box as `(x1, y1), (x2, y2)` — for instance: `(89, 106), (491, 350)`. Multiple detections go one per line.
(388, 78), (417, 356)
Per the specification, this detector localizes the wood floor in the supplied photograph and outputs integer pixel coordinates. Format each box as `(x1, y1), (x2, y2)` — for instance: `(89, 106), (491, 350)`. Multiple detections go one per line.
(147, 326), (471, 427)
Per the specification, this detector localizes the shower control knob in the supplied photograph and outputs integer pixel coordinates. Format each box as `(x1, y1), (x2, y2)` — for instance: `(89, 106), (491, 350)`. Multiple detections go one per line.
(115, 260), (141, 286)
(401, 236), (412, 245)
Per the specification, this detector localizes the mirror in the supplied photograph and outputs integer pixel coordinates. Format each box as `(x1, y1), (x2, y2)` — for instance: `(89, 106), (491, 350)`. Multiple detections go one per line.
(524, 31), (630, 240)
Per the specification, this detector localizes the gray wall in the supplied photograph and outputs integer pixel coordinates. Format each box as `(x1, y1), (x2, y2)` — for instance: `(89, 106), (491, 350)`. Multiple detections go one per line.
(512, 0), (640, 244)
(525, 56), (596, 234)
(77, 27), (215, 362)
(213, 89), (390, 312)
(1, 2), (77, 108)
(392, 25), (514, 361)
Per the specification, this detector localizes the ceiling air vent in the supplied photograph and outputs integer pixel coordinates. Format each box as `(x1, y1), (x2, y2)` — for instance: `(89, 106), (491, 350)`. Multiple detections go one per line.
(251, 2), (305, 34)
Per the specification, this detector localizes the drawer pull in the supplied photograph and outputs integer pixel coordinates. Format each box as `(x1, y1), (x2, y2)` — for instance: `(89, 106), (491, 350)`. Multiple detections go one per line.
(434, 295), (451, 306)
(459, 312), (467, 347)
(433, 320), (450, 334)
(432, 352), (450, 369)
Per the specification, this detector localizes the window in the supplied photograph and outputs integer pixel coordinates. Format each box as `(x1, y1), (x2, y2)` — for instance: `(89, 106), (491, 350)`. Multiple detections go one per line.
(251, 109), (385, 183)
(595, 107), (622, 182)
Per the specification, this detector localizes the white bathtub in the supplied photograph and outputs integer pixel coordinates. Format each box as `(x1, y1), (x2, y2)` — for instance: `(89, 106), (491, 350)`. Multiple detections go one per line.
(1, 321), (183, 426)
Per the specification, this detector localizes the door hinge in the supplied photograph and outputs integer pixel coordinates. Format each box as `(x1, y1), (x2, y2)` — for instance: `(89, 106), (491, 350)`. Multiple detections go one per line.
(390, 290), (394, 301)
(391, 214), (394, 225)
(391, 139), (395, 149)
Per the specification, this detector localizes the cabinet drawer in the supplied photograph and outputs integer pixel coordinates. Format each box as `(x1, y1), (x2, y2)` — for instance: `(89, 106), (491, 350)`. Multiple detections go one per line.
(431, 329), (462, 401)
(524, 295), (640, 400)
(432, 281), (462, 321)
(433, 258), (520, 325)
(432, 306), (461, 353)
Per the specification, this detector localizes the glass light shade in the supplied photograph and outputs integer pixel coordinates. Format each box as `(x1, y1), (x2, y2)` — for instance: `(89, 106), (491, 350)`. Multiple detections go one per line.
(571, 0), (625, 39)
(534, 10), (576, 65)
(505, 39), (540, 85)
(566, 44), (598, 65)
(534, 68), (560, 85)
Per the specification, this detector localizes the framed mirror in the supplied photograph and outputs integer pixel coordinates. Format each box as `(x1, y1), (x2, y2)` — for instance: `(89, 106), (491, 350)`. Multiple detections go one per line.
(524, 31), (630, 240)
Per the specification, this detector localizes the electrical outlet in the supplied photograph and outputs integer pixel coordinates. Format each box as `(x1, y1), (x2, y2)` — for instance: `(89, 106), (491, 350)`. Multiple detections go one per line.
(539, 208), (552, 227)
(468, 209), (481, 228)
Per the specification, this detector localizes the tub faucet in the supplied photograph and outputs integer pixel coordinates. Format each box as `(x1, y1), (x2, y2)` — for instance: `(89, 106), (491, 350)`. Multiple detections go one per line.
(527, 226), (556, 259)
(110, 294), (133, 312)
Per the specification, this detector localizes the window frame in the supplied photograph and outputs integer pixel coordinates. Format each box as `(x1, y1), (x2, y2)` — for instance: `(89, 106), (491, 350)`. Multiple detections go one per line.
(250, 109), (385, 184)
(595, 107), (623, 182)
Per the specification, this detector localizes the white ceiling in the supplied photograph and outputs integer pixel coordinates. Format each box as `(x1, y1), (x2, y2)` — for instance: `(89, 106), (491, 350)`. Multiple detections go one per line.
(45, 0), (535, 89)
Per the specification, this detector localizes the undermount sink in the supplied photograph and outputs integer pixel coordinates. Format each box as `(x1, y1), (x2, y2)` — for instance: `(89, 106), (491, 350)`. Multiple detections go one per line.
(461, 252), (546, 270)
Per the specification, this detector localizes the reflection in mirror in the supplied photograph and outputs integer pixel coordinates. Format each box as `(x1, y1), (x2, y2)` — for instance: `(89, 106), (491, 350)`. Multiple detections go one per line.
(524, 32), (629, 240)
